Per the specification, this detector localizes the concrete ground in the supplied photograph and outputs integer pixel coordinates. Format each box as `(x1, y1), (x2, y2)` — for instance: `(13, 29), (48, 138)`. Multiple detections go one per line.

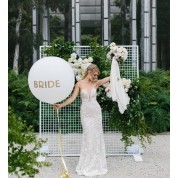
(9, 132), (170, 178)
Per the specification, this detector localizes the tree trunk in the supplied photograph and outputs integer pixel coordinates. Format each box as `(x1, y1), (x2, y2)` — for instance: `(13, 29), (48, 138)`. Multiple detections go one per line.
(161, 40), (167, 69)
(63, 0), (71, 41)
(64, 13), (69, 41)
(13, 6), (22, 75)
(121, 0), (126, 44)
(68, 0), (72, 41)
(140, 0), (144, 70)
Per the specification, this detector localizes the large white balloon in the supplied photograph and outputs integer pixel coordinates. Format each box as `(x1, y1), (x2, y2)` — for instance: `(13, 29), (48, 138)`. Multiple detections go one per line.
(28, 56), (75, 104)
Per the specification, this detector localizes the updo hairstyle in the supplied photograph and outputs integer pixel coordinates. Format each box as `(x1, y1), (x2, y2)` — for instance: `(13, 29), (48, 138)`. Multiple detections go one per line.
(83, 64), (100, 79)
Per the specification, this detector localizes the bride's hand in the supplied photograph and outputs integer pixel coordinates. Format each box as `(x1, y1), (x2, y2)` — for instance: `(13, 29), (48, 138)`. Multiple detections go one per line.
(53, 104), (63, 110)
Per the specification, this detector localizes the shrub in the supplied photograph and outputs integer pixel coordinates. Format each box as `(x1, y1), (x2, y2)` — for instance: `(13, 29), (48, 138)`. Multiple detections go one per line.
(43, 38), (75, 60)
(139, 69), (170, 132)
(8, 107), (51, 177)
(8, 69), (39, 131)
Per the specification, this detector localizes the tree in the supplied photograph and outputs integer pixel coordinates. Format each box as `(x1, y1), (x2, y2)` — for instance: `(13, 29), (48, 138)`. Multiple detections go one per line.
(8, 107), (50, 177)
(136, 0), (170, 70)
(49, 15), (62, 42)
(8, 0), (33, 74)
(9, 0), (39, 74)
(157, 0), (170, 69)
(47, 0), (72, 41)
(114, 0), (131, 44)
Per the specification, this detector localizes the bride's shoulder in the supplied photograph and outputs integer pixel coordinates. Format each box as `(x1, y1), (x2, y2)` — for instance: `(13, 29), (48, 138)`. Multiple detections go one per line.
(76, 80), (84, 87)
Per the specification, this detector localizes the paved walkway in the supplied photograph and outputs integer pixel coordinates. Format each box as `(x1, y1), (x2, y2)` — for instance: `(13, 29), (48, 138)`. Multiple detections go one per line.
(9, 133), (170, 178)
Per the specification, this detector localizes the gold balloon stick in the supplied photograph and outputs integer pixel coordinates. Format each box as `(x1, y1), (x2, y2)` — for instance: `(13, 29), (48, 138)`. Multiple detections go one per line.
(57, 109), (70, 178)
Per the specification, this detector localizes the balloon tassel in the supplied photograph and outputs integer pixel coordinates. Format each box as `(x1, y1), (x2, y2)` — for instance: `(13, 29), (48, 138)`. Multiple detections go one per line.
(56, 109), (70, 178)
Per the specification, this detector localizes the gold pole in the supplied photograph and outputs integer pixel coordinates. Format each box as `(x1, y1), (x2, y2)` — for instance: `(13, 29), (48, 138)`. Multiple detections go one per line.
(56, 109), (70, 178)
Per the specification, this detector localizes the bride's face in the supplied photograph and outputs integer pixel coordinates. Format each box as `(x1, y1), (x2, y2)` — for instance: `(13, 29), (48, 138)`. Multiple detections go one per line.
(88, 71), (99, 82)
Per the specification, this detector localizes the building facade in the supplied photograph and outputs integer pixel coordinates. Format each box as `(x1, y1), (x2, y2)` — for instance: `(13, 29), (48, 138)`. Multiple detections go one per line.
(32, 0), (157, 72)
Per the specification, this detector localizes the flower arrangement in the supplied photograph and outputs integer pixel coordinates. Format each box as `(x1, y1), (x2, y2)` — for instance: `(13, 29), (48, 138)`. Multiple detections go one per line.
(103, 78), (131, 99)
(106, 42), (128, 62)
(68, 53), (93, 81)
(122, 78), (131, 92)
(105, 42), (131, 97)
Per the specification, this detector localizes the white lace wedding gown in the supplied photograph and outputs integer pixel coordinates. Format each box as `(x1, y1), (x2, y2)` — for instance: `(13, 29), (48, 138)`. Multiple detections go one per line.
(75, 88), (108, 176)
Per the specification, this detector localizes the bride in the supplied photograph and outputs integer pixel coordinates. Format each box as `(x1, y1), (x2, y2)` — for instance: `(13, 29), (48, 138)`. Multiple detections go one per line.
(54, 64), (109, 176)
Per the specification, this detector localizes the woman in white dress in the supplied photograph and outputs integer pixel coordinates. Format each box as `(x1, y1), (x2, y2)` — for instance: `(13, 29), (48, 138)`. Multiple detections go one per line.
(54, 64), (110, 176)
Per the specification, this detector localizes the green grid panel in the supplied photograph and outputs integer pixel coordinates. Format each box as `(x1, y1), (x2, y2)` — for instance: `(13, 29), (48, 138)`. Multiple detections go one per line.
(39, 45), (139, 156)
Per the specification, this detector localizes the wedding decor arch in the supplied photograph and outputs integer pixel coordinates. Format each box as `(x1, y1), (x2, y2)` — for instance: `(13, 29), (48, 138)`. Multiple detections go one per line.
(39, 39), (152, 157)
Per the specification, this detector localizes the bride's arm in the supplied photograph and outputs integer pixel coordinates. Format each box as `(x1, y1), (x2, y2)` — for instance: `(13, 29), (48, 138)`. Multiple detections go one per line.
(96, 76), (110, 87)
(53, 82), (80, 109)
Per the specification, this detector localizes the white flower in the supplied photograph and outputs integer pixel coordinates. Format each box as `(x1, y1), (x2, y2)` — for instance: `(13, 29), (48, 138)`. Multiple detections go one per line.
(68, 58), (73, 63)
(76, 74), (83, 81)
(115, 53), (120, 59)
(122, 78), (131, 92)
(73, 68), (78, 75)
(107, 42), (128, 62)
(73, 63), (80, 67)
(88, 57), (93, 63)
(81, 63), (91, 77)
(106, 91), (112, 98)
(123, 47), (127, 53)
(68, 53), (93, 81)
(110, 49), (115, 54)
(106, 53), (111, 60)
(73, 59), (78, 63)
(71, 53), (77, 59)
(113, 46), (118, 51)
(82, 58), (89, 63)
(78, 58), (82, 62)
(109, 42), (116, 47)
(69, 63), (75, 67)
(76, 68), (82, 74)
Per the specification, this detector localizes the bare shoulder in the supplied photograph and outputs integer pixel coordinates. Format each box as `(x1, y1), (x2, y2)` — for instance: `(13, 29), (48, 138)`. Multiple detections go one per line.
(75, 80), (84, 88)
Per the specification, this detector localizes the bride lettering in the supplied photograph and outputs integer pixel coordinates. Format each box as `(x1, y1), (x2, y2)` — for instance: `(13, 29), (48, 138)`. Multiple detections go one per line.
(34, 80), (60, 88)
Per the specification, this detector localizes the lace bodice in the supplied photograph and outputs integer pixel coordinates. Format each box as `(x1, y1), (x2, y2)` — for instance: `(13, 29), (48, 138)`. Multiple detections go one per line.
(80, 88), (97, 103)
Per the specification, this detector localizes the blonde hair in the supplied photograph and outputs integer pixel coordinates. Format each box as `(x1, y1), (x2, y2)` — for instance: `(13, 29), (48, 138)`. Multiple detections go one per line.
(83, 64), (100, 79)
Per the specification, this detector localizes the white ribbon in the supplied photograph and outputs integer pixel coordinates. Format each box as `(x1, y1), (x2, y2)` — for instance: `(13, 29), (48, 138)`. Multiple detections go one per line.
(110, 57), (130, 114)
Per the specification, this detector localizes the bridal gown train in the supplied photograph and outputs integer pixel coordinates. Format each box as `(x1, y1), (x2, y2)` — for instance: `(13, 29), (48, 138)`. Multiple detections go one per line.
(75, 88), (108, 176)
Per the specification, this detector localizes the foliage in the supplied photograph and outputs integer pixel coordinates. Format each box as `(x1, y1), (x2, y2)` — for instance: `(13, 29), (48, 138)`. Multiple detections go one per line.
(157, 0), (170, 40)
(43, 38), (75, 60)
(8, 69), (39, 132)
(111, 14), (121, 44)
(111, 14), (130, 45)
(9, 38), (170, 149)
(47, 0), (72, 41)
(81, 26), (102, 45)
(96, 77), (153, 147)
(139, 69), (170, 132)
(81, 34), (101, 46)
(49, 15), (63, 42)
(113, 0), (131, 45)
(8, 107), (51, 177)
(157, 0), (170, 70)
(88, 38), (111, 78)
(8, 0), (35, 73)
(47, 0), (70, 13)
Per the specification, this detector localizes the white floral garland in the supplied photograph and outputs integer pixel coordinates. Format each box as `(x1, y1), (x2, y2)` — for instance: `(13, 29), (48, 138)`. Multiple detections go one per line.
(68, 53), (93, 81)
(68, 43), (131, 93)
